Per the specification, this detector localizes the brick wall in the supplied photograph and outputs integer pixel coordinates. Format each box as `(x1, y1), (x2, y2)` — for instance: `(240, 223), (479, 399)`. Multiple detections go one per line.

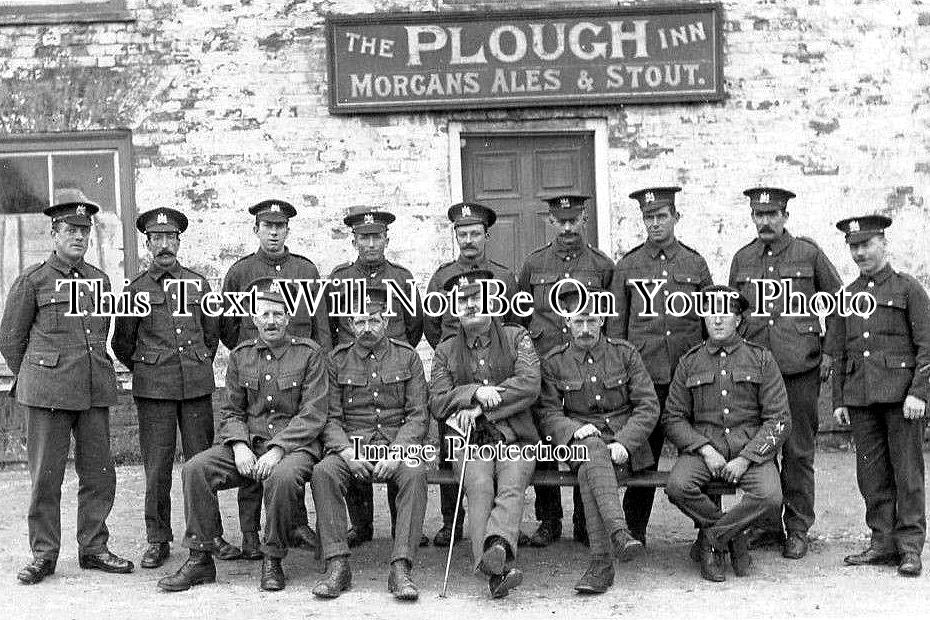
(2, 0), (929, 461)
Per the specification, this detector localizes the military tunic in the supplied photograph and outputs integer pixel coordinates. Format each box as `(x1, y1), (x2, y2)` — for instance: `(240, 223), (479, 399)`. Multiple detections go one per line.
(828, 264), (930, 555)
(424, 255), (518, 349)
(729, 230), (842, 535)
(0, 252), (118, 561)
(328, 258), (422, 347)
(112, 261), (219, 544)
(663, 335), (792, 546)
(535, 337), (659, 557)
(181, 335), (328, 558)
(312, 337), (429, 563)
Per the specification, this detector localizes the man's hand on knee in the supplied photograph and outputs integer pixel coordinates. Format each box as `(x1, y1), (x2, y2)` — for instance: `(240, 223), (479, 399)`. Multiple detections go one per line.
(573, 424), (601, 441)
(698, 444), (727, 478)
(254, 447), (284, 480)
(232, 442), (257, 478)
(608, 442), (629, 465)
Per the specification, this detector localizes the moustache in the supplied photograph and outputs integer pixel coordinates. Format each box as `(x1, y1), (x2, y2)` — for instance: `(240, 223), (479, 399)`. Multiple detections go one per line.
(759, 227), (774, 234)
(157, 250), (175, 256)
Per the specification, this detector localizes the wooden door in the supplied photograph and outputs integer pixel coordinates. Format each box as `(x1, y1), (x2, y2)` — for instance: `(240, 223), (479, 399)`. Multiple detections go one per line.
(461, 132), (597, 273)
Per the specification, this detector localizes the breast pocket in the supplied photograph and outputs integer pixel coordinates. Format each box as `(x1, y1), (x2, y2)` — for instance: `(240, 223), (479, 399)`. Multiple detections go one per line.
(380, 368), (412, 404)
(872, 295), (908, 335)
(671, 272), (701, 293)
(603, 371), (630, 406)
(337, 371), (369, 407)
(148, 291), (167, 329)
(277, 372), (304, 409)
(239, 372), (260, 393)
(685, 372), (716, 415)
(557, 378), (585, 411)
(733, 367), (762, 401)
(36, 291), (70, 334)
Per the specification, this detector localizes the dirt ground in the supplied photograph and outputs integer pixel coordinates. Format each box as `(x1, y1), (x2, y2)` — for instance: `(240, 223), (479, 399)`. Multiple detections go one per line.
(0, 449), (928, 619)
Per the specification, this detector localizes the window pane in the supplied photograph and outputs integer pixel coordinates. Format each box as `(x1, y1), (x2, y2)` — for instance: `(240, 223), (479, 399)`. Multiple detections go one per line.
(0, 155), (48, 214)
(50, 151), (123, 286)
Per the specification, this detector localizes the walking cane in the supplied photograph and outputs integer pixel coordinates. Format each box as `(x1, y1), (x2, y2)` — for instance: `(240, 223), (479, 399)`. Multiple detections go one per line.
(440, 422), (472, 598)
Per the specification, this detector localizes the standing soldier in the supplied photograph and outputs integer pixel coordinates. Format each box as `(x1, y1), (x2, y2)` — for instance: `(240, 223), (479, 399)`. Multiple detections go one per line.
(830, 215), (929, 577)
(311, 287), (429, 601)
(112, 208), (221, 569)
(728, 187), (842, 559)
(519, 193), (616, 547)
(1, 201), (133, 584)
(424, 202), (518, 547)
(535, 287), (659, 594)
(328, 206), (423, 549)
(218, 199), (327, 560)
(429, 269), (541, 599)
(664, 285), (792, 582)
(158, 277), (328, 592)
(613, 187), (713, 545)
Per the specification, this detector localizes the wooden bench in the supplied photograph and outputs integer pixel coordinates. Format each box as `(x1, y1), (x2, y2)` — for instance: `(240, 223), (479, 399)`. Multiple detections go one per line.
(425, 467), (736, 496)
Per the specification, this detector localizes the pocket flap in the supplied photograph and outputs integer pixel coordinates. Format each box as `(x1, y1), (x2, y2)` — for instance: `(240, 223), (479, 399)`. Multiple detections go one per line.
(531, 272), (561, 286)
(603, 372), (629, 389)
(734, 271), (755, 284)
(779, 264), (814, 278)
(734, 368), (762, 384)
(337, 371), (369, 387)
(25, 351), (59, 367)
(278, 373), (303, 390)
(878, 295), (907, 310)
(239, 372), (259, 389)
(794, 320), (821, 336)
(381, 369), (412, 384)
(672, 273), (700, 285)
(885, 354), (916, 369)
(685, 372), (715, 388)
(148, 291), (166, 305)
(131, 350), (160, 364)
(557, 379), (584, 391)
(37, 292), (66, 307)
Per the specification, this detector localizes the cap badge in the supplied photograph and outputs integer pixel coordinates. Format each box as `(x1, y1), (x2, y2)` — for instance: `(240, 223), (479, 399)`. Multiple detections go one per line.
(759, 192), (770, 204)
(461, 205), (472, 218)
(849, 220), (860, 232)
(458, 276), (469, 287)
(156, 212), (168, 224)
(75, 205), (87, 216)
(644, 191), (655, 203)
(560, 197), (570, 208)
(269, 203), (281, 213)
(363, 213), (375, 224)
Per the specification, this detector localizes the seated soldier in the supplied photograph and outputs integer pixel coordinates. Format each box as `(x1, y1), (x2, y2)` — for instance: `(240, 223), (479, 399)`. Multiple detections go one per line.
(535, 286), (659, 594)
(428, 269), (541, 599)
(311, 286), (429, 601)
(664, 285), (792, 582)
(158, 277), (328, 592)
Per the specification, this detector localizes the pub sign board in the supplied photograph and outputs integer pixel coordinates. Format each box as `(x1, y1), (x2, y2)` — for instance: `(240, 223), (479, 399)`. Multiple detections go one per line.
(326, 4), (724, 114)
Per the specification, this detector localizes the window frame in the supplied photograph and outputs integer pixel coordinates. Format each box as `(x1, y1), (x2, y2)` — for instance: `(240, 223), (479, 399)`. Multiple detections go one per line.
(0, 128), (139, 278)
(0, 0), (132, 25)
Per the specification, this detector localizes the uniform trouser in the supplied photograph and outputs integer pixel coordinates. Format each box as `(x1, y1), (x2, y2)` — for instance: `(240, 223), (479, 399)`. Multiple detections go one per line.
(622, 383), (669, 537)
(26, 406), (116, 561)
(666, 453), (782, 547)
(850, 403), (926, 556)
(312, 454), (427, 563)
(237, 472), (310, 536)
(135, 395), (214, 543)
(181, 444), (316, 558)
(453, 450), (536, 570)
(573, 436), (629, 557)
(346, 479), (399, 535)
(757, 367), (819, 535)
(438, 419), (465, 528)
(533, 461), (585, 528)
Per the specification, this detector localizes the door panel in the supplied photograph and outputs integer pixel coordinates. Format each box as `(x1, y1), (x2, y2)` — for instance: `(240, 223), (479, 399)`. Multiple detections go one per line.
(461, 133), (596, 274)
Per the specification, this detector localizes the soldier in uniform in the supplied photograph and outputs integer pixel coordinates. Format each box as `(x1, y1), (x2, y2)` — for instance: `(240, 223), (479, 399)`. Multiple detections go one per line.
(112, 207), (221, 569)
(613, 186), (713, 545)
(158, 277), (328, 592)
(424, 202), (518, 547)
(830, 215), (930, 577)
(0, 201), (133, 584)
(535, 287), (659, 594)
(310, 286), (429, 601)
(664, 285), (791, 582)
(728, 187), (842, 559)
(218, 198), (327, 559)
(518, 193), (616, 547)
(328, 206), (423, 549)
(429, 269), (541, 599)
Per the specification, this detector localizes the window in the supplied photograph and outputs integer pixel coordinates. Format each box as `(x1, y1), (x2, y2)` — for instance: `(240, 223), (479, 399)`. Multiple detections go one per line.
(0, 130), (137, 320)
(0, 0), (132, 25)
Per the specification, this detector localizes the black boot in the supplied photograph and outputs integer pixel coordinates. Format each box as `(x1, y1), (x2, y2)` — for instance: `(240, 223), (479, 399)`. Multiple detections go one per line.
(211, 536), (241, 561)
(699, 534), (725, 583)
(387, 559), (419, 601)
(239, 532), (263, 560)
(16, 558), (56, 585)
(432, 524), (462, 548)
(729, 530), (751, 577)
(260, 557), (286, 591)
(312, 556), (352, 598)
(141, 543), (170, 569)
(157, 551), (216, 592)
(488, 568), (523, 599)
(611, 528), (644, 562)
(527, 520), (562, 548)
(573, 556), (614, 594)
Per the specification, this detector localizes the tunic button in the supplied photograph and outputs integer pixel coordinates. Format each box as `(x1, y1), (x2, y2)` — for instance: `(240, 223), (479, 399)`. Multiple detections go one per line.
(768, 266), (774, 272)
(266, 355), (272, 361)
(867, 281), (874, 288)
(373, 391), (378, 397)
(88, 346), (93, 351)
(663, 290), (669, 296)
(86, 329), (91, 334)
(863, 331), (870, 339)
(371, 372), (377, 378)
(767, 251), (772, 256)
(662, 270), (668, 277)
(377, 423), (382, 428)
(721, 369), (727, 375)
(768, 320), (774, 326)
(724, 427), (730, 434)
(175, 328), (182, 334)
(863, 350), (870, 357)
(721, 352), (727, 358)
(564, 273), (570, 278)
(562, 328), (567, 333)
(901, 362), (907, 368)
(266, 395), (273, 401)
(179, 346), (184, 352)
(564, 256), (570, 262)
(479, 360), (485, 366)
(587, 358), (594, 364)
(722, 390), (728, 396)
(376, 409), (381, 414)
(482, 379), (489, 385)
(270, 409), (275, 414)
(79, 291), (85, 297)
(268, 424), (273, 429)
(595, 394), (602, 401)
(275, 265), (281, 272)
(265, 374), (271, 380)
(591, 376), (597, 382)
(665, 330), (671, 336)
(660, 255), (666, 261)
(172, 294), (177, 300)
(605, 418), (610, 424)
(724, 408), (730, 414)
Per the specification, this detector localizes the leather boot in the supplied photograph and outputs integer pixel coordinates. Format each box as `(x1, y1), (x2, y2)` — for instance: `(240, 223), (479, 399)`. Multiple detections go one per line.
(312, 556), (352, 599)
(141, 543), (170, 569)
(79, 550), (134, 574)
(387, 559), (419, 601)
(432, 524), (462, 548)
(488, 567), (523, 599)
(157, 551), (216, 592)
(898, 553), (922, 577)
(477, 538), (508, 576)
(260, 557), (286, 591)
(699, 533), (726, 583)
(689, 530), (704, 563)
(782, 530), (809, 560)
(573, 556), (615, 594)
(728, 530), (752, 577)
(346, 526), (373, 549)
(611, 528), (644, 562)
(239, 532), (263, 561)
(844, 546), (900, 566)
(212, 536), (241, 561)
(17, 558), (56, 585)
(527, 520), (562, 548)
